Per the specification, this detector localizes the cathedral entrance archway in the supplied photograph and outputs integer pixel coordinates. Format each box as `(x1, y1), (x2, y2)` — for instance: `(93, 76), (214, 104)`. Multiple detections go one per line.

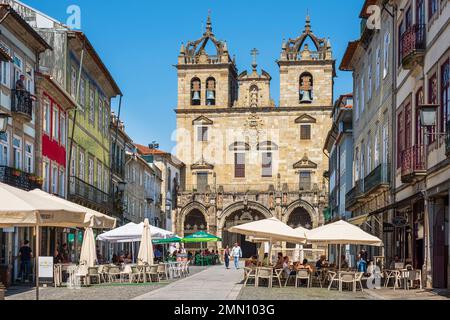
(221, 204), (271, 258)
(183, 209), (208, 250)
(286, 206), (314, 249)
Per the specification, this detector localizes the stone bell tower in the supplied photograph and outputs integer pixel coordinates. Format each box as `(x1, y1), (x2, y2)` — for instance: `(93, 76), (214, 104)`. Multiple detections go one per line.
(176, 14), (238, 110)
(279, 15), (335, 108)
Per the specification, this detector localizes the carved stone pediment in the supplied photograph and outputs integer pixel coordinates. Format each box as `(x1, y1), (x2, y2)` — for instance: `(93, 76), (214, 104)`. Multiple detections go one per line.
(295, 114), (317, 124)
(192, 116), (214, 125)
(294, 154), (318, 169)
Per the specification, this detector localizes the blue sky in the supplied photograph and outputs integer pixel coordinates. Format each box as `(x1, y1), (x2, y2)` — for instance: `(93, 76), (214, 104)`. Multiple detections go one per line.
(24, 0), (362, 152)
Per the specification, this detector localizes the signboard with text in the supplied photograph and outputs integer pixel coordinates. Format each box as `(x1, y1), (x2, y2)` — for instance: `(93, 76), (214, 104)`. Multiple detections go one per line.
(38, 257), (54, 284)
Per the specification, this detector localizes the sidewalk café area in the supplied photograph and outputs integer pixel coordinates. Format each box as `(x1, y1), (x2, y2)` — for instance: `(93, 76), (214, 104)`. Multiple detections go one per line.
(230, 218), (423, 293)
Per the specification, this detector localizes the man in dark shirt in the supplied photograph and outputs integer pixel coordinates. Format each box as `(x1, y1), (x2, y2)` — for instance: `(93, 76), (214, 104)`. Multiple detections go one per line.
(19, 240), (33, 282)
(15, 75), (26, 91)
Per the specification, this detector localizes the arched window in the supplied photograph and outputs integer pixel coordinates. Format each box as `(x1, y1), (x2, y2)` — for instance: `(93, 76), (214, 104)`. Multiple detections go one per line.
(191, 78), (201, 106)
(206, 77), (216, 106)
(257, 142), (278, 178)
(299, 72), (313, 103)
(249, 85), (259, 107)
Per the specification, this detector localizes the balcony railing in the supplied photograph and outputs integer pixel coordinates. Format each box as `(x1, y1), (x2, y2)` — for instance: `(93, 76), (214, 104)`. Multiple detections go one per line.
(400, 24), (426, 69)
(446, 120), (450, 156)
(11, 89), (33, 121)
(401, 145), (426, 183)
(364, 164), (390, 195)
(345, 180), (364, 210)
(69, 176), (111, 213)
(0, 166), (42, 191)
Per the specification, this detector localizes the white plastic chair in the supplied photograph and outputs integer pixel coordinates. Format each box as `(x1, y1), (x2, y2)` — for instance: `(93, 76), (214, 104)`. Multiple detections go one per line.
(295, 269), (311, 288)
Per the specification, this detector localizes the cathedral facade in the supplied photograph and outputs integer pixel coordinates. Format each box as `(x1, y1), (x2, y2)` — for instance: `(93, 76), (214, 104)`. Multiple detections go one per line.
(174, 15), (334, 256)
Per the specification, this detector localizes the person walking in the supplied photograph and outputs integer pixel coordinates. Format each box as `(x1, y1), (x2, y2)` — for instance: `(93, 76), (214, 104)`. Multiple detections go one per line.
(223, 245), (231, 269)
(18, 240), (33, 283)
(231, 242), (242, 270)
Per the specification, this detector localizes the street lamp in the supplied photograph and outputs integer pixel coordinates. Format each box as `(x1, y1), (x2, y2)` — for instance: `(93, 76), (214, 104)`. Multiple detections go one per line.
(0, 112), (10, 133)
(117, 181), (127, 193)
(418, 104), (440, 127)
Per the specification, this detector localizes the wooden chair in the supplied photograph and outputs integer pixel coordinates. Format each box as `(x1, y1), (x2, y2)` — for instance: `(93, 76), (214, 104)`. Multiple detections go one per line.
(243, 267), (257, 287)
(256, 268), (273, 288)
(295, 269), (311, 288)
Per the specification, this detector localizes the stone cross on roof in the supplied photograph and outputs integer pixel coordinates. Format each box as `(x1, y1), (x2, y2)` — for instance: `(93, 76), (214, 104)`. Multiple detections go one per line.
(251, 48), (259, 71)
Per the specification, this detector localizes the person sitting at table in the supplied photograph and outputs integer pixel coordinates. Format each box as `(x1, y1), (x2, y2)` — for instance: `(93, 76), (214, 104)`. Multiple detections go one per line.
(340, 255), (349, 269)
(124, 253), (132, 264)
(53, 249), (63, 264)
(389, 255), (401, 269)
(262, 253), (269, 266)
(274, 253), (284, 269)
(357, 254), (367, 273)
(315, 255), (327, 270)
(297, 259), (313, 272)
(283, 256), (296, 279)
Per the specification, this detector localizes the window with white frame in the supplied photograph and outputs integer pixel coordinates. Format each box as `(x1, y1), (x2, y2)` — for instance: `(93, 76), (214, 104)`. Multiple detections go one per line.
(60, 113), (66, 146)
(52, 165), (58, 194)
(13, 54), (23, 84)
(354, 82), (360, 120)
(383, 31), (390, 79)
(354, 147), (360, 182)
(0, 132), (9, 166)
(42, 160), (50, 193)
(103, 169), (109, 194)
(70, 145), (77, 178)
(52, 107), (59, 141)
(59, 169), (65, 197)
(103, 103), (108, 136)
(79, 149), (85, 180)
(25, 142), (33, 174)
(0, 43), (10, 87)
(374, 127), (380, 167)
(360, 78), (365, 113)
(13, 136), (22, 170)
(89, 87), (95, 124)
(367, 136), (372, 173)
(98, 98), (103, 132)
(376, 46), (381, 89)
(79, 78), (86, 108)
(25, 63), (34, 94)
(43, 100), (50, 135)
(97, 162), (103, 191)
(88, 157), (94, 185)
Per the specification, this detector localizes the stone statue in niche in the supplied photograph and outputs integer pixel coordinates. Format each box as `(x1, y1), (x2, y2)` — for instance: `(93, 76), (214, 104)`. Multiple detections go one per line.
(268, 193), (274, 210)
(250, 86), (258, 107)
(282, 193), (288, 206)
(217, 193), (223, 210)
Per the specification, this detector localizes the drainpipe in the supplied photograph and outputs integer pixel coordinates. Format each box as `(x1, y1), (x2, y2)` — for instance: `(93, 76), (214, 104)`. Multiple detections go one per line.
(110, 94), (123, 223)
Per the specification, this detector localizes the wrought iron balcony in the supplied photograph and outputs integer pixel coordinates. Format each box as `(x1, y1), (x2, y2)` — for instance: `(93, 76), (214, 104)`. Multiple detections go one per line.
(68, 176), (111, 214)
(401, 145), (426, 183)
(364, 164), (390, 196)
(11, 89), (33, 121)
(345, 180), (364, 211)
(0, 166), (42, 191)
(400, 24), (426, 69)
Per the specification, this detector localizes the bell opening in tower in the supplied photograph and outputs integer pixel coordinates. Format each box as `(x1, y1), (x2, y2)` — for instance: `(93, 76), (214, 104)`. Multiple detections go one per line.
(299, 72), (313, 104)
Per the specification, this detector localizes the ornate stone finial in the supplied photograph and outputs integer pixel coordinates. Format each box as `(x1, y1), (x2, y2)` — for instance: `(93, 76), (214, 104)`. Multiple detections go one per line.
(206, 10), (212, 33)
(282, 38), (287, 50)
(223, 40), (228, 52)
(250, 48), (259, 72)
(326, 37), (332, 48)
(305, 11), (311, 31)
(180, 42), (185, 54)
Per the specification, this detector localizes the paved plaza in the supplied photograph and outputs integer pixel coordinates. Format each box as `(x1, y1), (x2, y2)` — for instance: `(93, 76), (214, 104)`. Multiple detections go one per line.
(5, 263), (450, 301)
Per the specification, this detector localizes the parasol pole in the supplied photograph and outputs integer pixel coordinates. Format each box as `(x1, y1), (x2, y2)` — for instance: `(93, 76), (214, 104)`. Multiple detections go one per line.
(35, 225), (40, 301)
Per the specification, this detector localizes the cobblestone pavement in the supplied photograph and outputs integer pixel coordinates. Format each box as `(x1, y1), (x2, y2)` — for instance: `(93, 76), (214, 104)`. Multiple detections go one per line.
(5, 266), (207, 301)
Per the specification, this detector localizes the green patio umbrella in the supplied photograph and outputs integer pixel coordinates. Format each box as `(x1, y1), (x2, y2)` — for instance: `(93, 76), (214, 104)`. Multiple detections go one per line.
(153, 236), (182, 245)
(182, 231), (222, 266)
(182, 231), (222, 243)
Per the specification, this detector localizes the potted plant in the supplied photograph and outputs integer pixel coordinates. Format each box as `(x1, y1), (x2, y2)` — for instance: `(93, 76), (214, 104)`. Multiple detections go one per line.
(29, 175), (37, 182)
(36, 177), (44, 186)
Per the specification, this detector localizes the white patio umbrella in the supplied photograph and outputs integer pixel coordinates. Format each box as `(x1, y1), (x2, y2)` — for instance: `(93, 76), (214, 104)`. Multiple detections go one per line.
(97, 222), (173, 243)
(295, 226), (311, 263)
(79, 227), (97, 267)
(137, 219), (154, 266)
(228, 217), (307, 264)
(29, 189), (116, 229)
(0, 183), (88, 300)
(306, 220), (383, 270)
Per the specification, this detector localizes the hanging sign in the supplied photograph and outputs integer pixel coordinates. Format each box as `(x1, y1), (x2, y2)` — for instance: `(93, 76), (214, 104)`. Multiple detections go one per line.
(392, 215), (408, 228)
(383, 223), (395, 233)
